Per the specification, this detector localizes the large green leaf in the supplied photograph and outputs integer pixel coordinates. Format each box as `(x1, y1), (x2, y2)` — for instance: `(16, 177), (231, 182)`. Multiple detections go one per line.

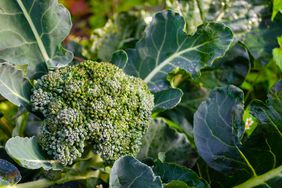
(0, 63), (32, 107)
(0, 159), (21, 186)
(138, 118), (196, 167)
(112, 10), (233, 92)
(5, 136), (62, 170)
(0, 0), (73, 77)
(152, 160), (209, 188)
(193, 85), (251, 175)
(110, 156), (162, 188)
(194, 82), (282, 187)
(244, 83), (282, 174)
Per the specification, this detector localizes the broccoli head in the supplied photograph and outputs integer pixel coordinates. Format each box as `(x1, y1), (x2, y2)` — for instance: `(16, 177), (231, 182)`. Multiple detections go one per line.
(31, 61), (154, 165)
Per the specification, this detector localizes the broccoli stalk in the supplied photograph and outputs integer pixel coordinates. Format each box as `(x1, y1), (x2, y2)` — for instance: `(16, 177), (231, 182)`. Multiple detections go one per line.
(31, 61), (154, 165)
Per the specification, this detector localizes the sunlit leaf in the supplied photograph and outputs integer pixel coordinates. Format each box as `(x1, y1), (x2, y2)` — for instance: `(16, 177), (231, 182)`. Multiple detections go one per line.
(5, 136), (62, 170)
(112, 10), (233, 92)
(0, 0), (73, 77)
(0, 63), (32, 107)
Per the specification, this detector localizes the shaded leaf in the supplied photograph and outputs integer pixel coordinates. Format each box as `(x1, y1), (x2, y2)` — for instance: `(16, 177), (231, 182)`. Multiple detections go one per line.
(194, 82), (282, 187)
(0, 0), (73, 77)
(0, 63), (32, 107)
(110, 156), (162, 188)
(138, 118), (197, 167)
(199, 43), (251, 88)
(112, 10), (233, 92)
(241, 80), (282, 174)
(111, 50), (128, 69)
(161, 78), (209, 135)
(153, 88), (183, 111)
(0, 159), (21, 185)
(5, 136), (62, 170)
(193, 86), (253, 175)
(243, 14), (282, 64)
(153, 160), (209, 188)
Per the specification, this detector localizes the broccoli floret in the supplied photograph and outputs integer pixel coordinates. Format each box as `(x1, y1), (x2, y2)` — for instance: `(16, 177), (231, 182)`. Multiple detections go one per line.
(30, 61), (154, 165)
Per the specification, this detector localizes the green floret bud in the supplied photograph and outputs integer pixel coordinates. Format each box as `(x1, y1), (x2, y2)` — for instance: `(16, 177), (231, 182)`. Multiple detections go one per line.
(31, 61), (154, 165)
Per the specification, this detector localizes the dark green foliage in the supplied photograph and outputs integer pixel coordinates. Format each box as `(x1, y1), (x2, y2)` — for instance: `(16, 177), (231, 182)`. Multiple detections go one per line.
(152, 160), (208, 188)
(1, 0), (282, 187)
(31, 61), (154, 165)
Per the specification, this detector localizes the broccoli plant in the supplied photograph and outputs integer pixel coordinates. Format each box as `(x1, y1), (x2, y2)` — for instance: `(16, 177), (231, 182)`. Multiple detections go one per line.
(0, 0), (281, 188)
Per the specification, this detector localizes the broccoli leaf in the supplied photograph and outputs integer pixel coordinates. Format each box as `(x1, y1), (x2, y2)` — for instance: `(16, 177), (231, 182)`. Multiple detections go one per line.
(0, 63), (32, 107)
(194, 82), (282, 187)
(138, 118), (197, 167)
(239, 81), (282, 179)
(0, 0), (73, 77)
(0, 159), (21, 186)
(112, 10), (233, 92)
(160, 77), (209, 135)
(198, 43), (251, 88)
(152, 160), (209, 188)
(243, 14), (282, 65)
(193, 85), (249, 174)
(110, 157), (208, 188)
(110, 156), (162, 188)
(5, 136), (62, 170)
(153, 88), (183, 111)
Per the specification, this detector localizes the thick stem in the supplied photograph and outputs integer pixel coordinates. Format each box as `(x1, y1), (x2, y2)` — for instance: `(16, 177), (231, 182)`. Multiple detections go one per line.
(195, 0), (205, 22)
(5, 171), (100, 188)
(233, 165), (282, 188)
(6, 179), (54, 188)
(0, 117), (13, 136)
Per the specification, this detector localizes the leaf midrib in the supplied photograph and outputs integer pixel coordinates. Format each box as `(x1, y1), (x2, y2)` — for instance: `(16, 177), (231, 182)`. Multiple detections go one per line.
(144, 40), (212, 83)
(0, 79), (29, 104)
(0, 69), (29, 105)
(16, 0), (50, 64)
